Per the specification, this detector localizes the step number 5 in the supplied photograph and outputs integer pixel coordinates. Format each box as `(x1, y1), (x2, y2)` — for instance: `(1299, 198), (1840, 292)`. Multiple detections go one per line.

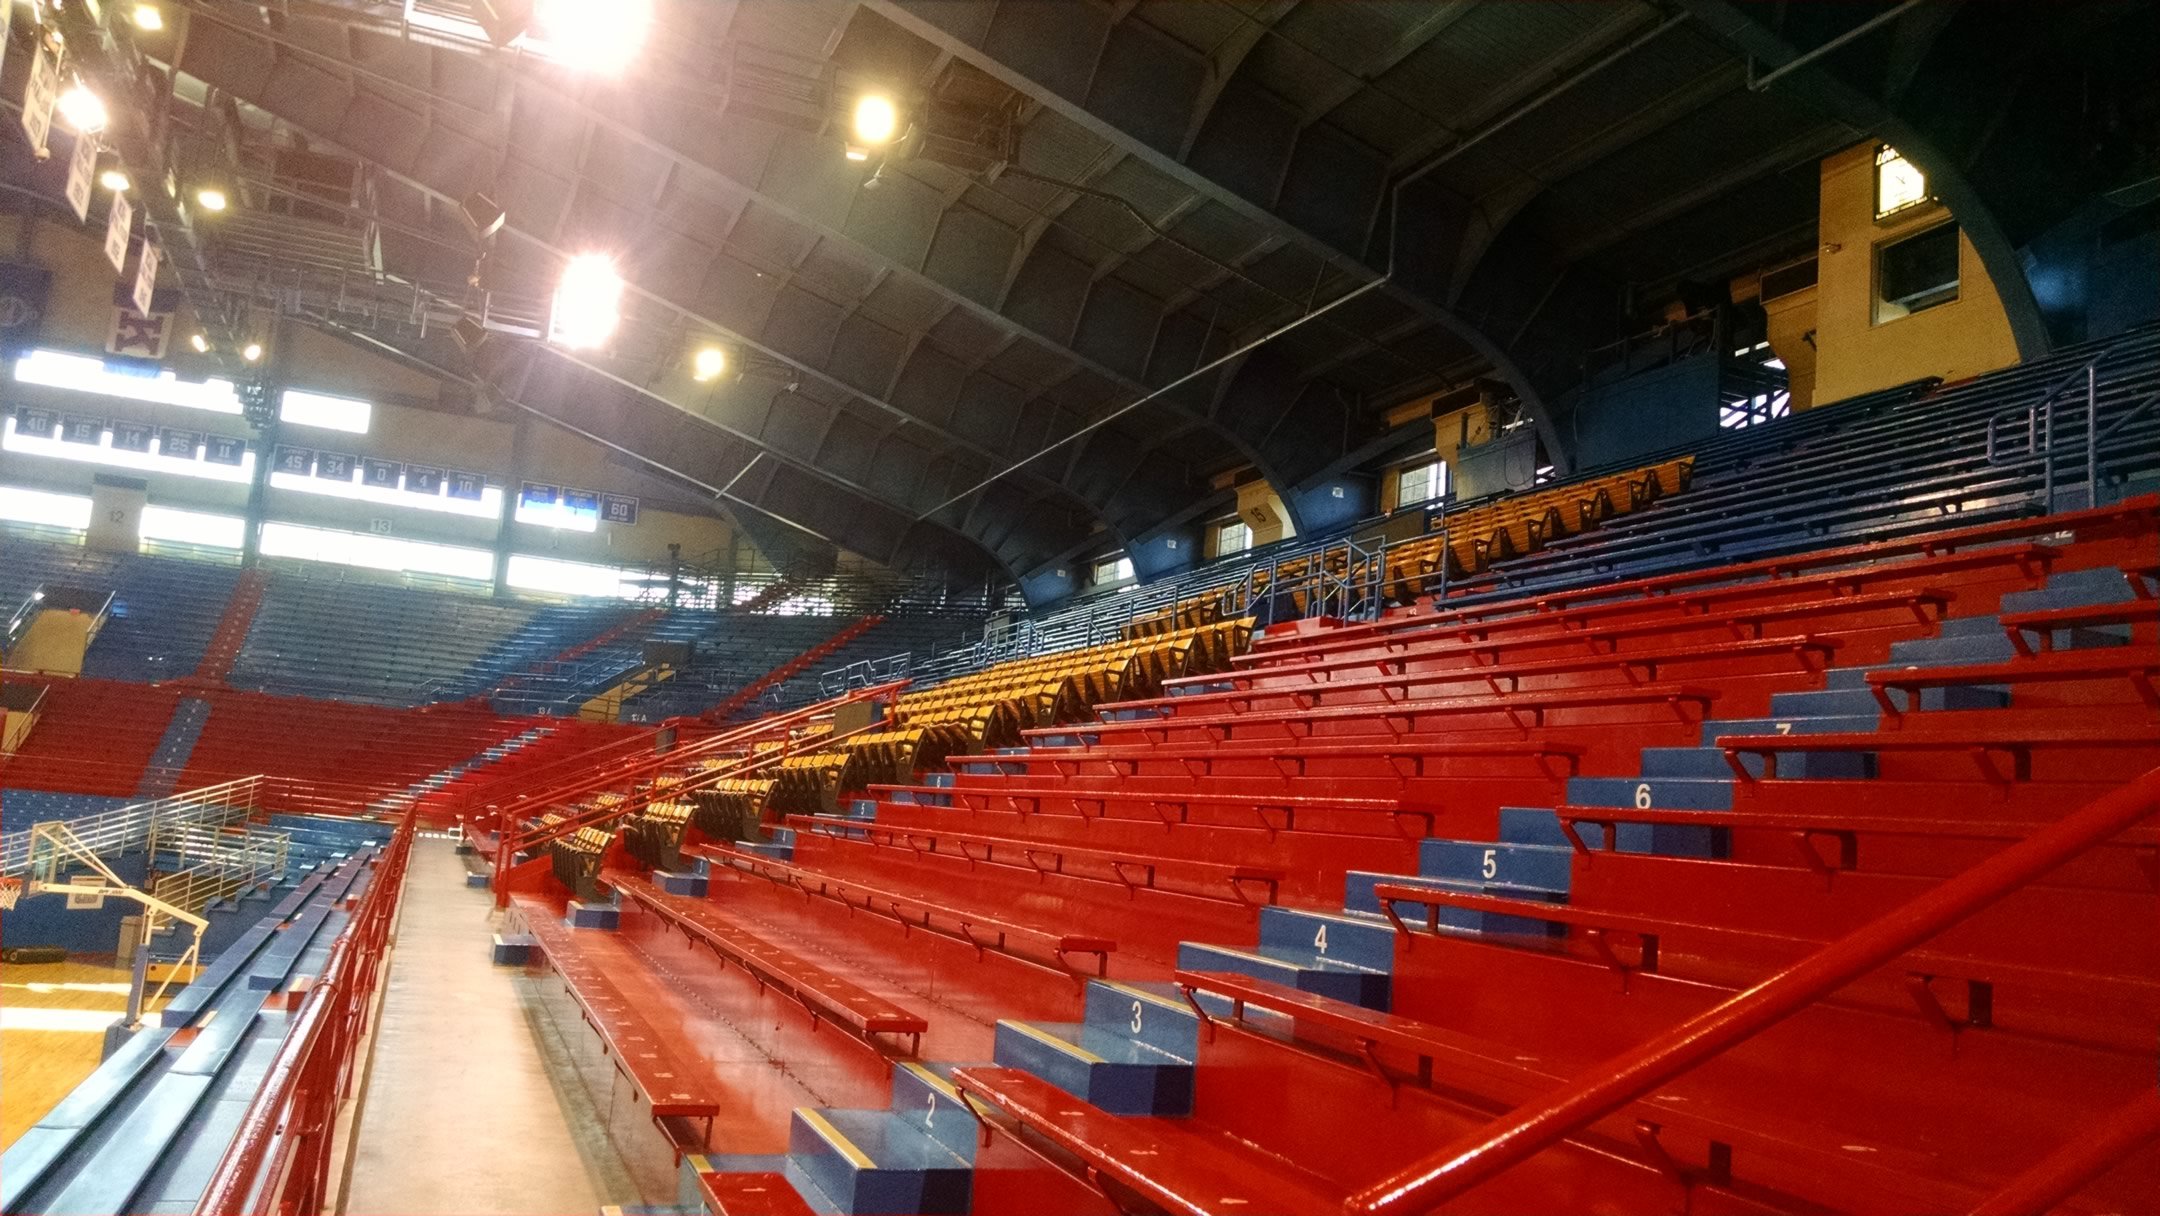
(1634, 783), (1653, 809)
(1481, 849), (1497, 879)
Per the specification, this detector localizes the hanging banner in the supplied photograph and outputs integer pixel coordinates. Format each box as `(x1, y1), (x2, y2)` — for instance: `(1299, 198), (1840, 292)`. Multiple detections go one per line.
(60, 414), (104, 444)
(65, 131), (98, 221)
(107, 281), (178, 361)
(0, 262), (51, 357)
(315, 451), (355, 482)
(520, 482), (559, 508)
(446, 469), (485, 502)
(203, 434), (246, 466)
(15, 408), (57, 440)
(562, 487), (600, 516)
(20, 47), (57, 158)
(404, 464), (444, 496)
(111, 421), (154, 453)
(104, 190), (133, 273)
(601, 494), (640, 526)
(362, 457), (403, 489)
(158, 427), (199, 460)
(132, 241), (160, 319)
(272, 444), (314, 475)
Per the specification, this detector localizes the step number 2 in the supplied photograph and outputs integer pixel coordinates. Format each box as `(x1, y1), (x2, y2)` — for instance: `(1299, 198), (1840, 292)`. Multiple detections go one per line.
(1634, 783), (1653, 809)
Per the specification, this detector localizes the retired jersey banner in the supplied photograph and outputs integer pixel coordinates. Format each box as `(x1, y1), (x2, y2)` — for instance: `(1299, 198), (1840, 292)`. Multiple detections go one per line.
(65, 131), (98, 222)
(316, 451), (356, 482)
(60, 414), (104, 444)
(273, 444), (314, 475)
(159, 428), (199, 460)
(601, 494), (639, 526)
(132, 241), (160, 319)
(446, 469), (485, 501)
(20, 46), (57, 157)
(404, 464), (444, 496)
(111, 421), (154, 453)
(363, 457), (403, 489)
(15, 408), (56, 439)
(203, 434), (246, 466)
(104, 190), (133, 273)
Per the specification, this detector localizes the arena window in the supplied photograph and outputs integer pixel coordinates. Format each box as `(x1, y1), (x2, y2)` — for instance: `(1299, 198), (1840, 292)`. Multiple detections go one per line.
(260, 521), (494, 581)
(1396, 459), (1447, 508)
(140, 505), (245, 550)
(508, 554), (658, 599)
(11, 348), (242, 414)
(1874, 222), (1961, 323)
(1091, 552), (1134, 586)
(279, 389), (372, 434)
(0, 484), (93, 532)
(1213, 518), (1251, 557)
(1721, 391), (1793, 430)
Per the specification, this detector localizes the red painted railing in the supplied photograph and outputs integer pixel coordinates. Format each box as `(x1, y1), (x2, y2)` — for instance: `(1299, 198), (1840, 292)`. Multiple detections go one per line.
(1346, 765), (2160, 1216)
(192, 807), (417, 1216)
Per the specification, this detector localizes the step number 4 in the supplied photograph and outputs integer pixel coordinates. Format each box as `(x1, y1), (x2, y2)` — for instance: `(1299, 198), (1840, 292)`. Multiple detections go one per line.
(1314, 924), (1329, 955)
(1634, 783), (1653, 809)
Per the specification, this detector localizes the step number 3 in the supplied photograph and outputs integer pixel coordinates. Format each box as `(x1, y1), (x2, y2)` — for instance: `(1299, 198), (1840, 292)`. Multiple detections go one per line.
(1481, 849), (1497, 879)
(1314, 924), (1329, 955)
(1131, 1000), (1144, 1034)
(1634, 783), (1653, 809)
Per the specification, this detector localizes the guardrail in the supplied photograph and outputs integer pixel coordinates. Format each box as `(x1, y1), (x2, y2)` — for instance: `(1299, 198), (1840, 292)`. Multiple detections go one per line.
(190, 808), (416, 1216)
(1, 775), (402, 879)
(1345, 765), (2160, 1215)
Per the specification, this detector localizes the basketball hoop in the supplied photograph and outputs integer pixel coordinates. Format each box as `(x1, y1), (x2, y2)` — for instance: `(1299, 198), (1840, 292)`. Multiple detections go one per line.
(0, 877), (23, 911)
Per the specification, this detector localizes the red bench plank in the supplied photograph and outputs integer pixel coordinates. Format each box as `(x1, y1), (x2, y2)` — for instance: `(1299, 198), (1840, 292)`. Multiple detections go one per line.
(1716, 725), (2160, 783)
(605, 872), (928, 1051)
(1867, 651), (2160, 715)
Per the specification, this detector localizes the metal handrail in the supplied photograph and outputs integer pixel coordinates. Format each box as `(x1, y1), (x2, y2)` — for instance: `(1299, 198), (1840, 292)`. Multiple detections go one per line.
(1344, 765), (2160, 1215)
(1984, 336), (2152, 511)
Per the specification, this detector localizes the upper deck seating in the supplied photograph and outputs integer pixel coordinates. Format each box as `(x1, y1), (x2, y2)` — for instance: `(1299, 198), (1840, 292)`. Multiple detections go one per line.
(0, 536), (238, 683)
(227, 570), (539, 706)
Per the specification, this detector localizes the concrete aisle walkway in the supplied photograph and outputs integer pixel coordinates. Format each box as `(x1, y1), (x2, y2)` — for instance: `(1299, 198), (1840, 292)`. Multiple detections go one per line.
(342, 840), (636, 1215)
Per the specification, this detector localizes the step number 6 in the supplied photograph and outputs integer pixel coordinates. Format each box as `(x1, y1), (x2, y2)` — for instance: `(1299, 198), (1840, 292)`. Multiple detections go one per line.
(1634, 783), (1653, 809)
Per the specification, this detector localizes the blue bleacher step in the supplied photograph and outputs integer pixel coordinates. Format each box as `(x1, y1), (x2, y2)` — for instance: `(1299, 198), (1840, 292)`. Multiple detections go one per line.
(1420, 839), (1572, 895)
(1099, 704), (1164, 721)
(1083, 979), (1202, 1059)
(1498, 807), (1723, 857)
(847, 798), (878, 818)
(1568, 775), (1733, 812)
(1342, 871), (1570, 937)
(655, 870), (708, 897)
(788, 1107), (972, 1215)
(491, 933), (536, 964)
(1647, 742), (1871, 781)
(1172, 940), (1391, 1011)
(1884, 632), (2022, 670)
(1701, 713), (1877, 743)
(733, 840), (795, 862)
(566, 899), (620, 930)
(1169, 679), (1234, 698)
(889, 1062), (979, 1165)
(990, 1020), (1193, 1116)
(950, 757), (1025, 776)
(1998, 567), (2140, 613)
(884, 789), (951, 808)
(920, 772), (955, 789)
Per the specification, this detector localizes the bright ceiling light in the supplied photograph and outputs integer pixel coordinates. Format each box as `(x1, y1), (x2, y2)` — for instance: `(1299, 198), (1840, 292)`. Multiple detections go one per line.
(133, 4), (165, 31)
(56, 82), (109, 134)
(242, 342), (264, 363)
(196, 186), (229, 212)
(100, 169), (131, 192)
(528, 0), (653, 75)
(852, 94), (900, 146)
(549, 253), (624, 351)
(692, 346), (727, 382)
(189, 333), (210, 353)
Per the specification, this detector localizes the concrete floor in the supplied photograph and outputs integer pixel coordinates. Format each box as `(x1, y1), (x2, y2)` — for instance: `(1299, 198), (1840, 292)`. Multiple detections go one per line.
(341, 841), (639, 1215)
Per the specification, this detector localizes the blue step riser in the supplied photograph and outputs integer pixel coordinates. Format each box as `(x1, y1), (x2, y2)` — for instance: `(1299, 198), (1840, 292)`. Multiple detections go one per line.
(890, 1068), (979, 1166)
(1885, 635), (2021, 666)
(1702, 714), (1878, 743)
(990, 1024), (1185, 1116)
(1174, 943), (1392, 1011)
(1083, 983), (1201, 1059)
(1420, 840), (1572, 895)
(1260, 908), (1397, 972)
(1568, 777), (1734, 812)
(787, 1111), (971, 1216)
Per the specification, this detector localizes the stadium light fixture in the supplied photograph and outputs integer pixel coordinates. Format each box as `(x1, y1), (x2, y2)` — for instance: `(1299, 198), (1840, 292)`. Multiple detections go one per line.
(56, 81), (109, 134)
(100, 169), (131, 192)
(133, 5), (165, 31)
(549, 254), (624, 351)
(242, 342), (264, 363)
(528, 0), (653, 75)
(190, 333), (210, 353)
(692, 345), (727, 382)
(852, 94), (900, 146)
(195, 185), (229, 212)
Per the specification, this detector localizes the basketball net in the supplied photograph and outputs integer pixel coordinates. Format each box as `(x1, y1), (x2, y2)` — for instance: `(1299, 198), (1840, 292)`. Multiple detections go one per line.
(0, 877), (23, 911)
